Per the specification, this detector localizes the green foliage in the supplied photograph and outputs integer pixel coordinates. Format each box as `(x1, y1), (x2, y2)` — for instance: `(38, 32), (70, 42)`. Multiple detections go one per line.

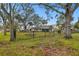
(74, 20), (79, 29)
(57, 15), (65, 25)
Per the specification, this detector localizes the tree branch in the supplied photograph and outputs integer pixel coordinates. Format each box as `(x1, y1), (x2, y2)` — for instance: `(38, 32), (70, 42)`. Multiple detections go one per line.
(40, 4), (65, 15)
(1, 4), (10, 16)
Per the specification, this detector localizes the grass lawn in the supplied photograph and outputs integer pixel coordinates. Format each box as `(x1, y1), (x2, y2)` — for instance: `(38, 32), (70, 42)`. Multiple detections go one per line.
(0, 32), (79, 56)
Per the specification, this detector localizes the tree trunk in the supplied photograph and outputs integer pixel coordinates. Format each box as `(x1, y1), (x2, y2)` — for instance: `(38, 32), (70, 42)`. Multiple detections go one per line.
(64, 4), (72, 39)
(10, 18), (16, 41)
(64, 16), (72, 39)
(24, 23), (26, 32)
(10, 28), (15, 41)
(14, 28), (16, 39)
(10, 23), (16, 41)
(10, 19), (16, 41)
(3, 19), (6, 35)
(24, 25), (26, 31)
(9, 4), (16, 41)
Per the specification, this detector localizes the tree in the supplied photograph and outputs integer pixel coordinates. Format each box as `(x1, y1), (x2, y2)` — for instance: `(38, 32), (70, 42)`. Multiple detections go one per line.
(0, 10), (7, 35)
(74, 19), (79, 29)
(18, 4), (35, 32)
(0, 4), (9, 35)
(1, 3), (19, 41)
(57, 15), (65, 25)
(41, 20), (48, 25)
(39, 3), (79, 39)
(56, 15), (65, 33)
(30, 14), (47, 26)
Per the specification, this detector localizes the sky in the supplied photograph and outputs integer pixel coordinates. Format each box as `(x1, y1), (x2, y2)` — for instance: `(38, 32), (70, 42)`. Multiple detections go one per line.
(0, 4), (79, 26)
(33, 5), (79, 25)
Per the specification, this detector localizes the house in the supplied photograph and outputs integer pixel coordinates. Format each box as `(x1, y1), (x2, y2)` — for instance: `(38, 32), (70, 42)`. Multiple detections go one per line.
(18, 22), (55, 32)
(39, 24), (53, 32)
(30, 24), (54, 32)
